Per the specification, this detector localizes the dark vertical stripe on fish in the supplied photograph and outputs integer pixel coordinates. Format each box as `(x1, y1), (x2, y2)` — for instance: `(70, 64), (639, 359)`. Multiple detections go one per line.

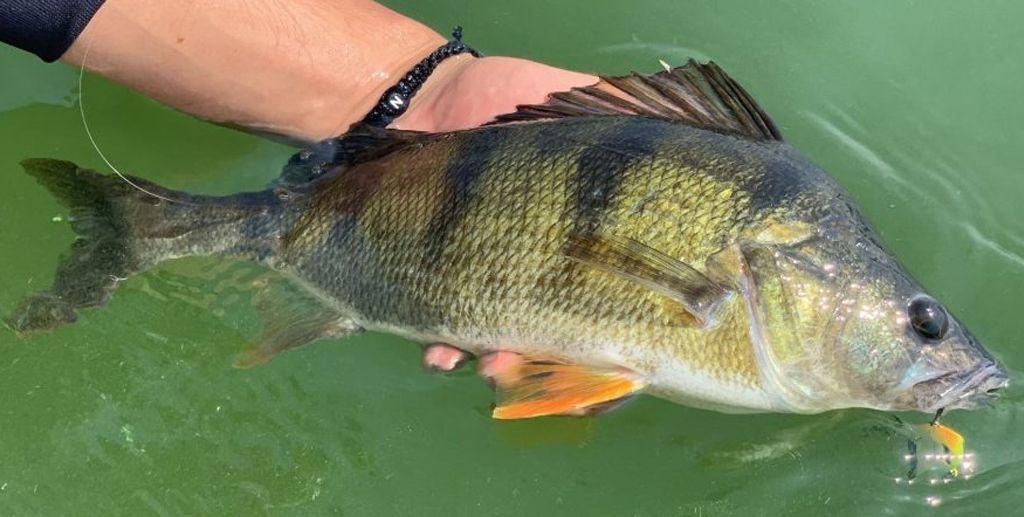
(567, 118), (664, 235)
(532, 117), (667, 314)
(336, 161), (389, 221)
(531, 119), (581, 154)
(281, 161), (388, 254)
(423, 130), (503, 262)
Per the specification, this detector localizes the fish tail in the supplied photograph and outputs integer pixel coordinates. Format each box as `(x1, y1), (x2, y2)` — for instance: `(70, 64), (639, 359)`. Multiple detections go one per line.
(7, 159), (284, 333)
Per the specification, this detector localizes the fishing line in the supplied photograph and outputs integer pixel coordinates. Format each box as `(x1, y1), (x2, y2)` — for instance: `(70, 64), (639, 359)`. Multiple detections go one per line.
(78, 30), (183, 204)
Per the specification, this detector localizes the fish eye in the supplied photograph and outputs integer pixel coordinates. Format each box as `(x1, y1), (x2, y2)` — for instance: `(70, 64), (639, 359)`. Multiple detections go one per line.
(908, 295), (949, 341)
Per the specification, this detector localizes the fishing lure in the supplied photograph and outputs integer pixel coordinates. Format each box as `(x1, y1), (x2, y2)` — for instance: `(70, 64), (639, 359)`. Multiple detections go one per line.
(906, 410), (968, 479)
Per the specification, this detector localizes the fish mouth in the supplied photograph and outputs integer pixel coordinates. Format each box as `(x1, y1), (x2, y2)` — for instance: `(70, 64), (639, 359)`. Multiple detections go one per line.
(914, 361), (1010, 413)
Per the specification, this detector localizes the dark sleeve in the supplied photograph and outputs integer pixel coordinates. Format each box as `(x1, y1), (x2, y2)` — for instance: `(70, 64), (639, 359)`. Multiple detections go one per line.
(0, 0), (107, 62)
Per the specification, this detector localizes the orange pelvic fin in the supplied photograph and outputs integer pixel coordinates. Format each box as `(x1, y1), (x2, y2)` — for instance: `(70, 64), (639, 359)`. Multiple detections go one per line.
(490, 357), (646, 420)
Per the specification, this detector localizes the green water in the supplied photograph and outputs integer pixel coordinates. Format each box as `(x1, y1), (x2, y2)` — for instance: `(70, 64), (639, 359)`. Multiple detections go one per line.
(1, 1), (1022, 515)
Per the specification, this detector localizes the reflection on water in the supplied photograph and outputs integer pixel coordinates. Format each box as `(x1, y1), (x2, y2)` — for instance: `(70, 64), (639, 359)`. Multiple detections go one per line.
(805, 110), (915, 193)
(595, 35), (711, 64)
(960, 223), (1024, 270)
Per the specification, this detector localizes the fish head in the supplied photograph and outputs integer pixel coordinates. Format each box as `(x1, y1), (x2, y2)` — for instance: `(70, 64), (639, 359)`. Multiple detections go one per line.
(738, 217), (1008, 414)
(821, 265), (1008, 414)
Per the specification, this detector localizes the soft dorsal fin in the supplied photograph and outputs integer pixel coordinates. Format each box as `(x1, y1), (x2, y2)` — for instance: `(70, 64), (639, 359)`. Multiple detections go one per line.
(492, 59), (782, 141)
(276, 123), (425, 187)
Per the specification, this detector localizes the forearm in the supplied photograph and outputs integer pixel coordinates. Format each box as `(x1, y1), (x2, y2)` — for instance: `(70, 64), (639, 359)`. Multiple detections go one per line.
(62, 0), (446, 141)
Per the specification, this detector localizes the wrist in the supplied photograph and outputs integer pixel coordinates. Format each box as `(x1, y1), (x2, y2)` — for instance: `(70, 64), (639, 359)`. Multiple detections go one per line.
(388, 53), (478, 132)
(393, 56), (598, 132)
(311, 32), (446, 138)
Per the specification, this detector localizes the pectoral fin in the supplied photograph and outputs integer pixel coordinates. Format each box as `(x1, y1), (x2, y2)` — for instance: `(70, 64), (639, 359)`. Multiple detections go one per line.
(564, 233), (729, 326)
(490, 356), (646, 419)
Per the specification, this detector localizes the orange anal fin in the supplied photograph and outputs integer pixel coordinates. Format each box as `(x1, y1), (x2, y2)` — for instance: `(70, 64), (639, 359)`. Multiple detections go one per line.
(490, 357), (646, 420)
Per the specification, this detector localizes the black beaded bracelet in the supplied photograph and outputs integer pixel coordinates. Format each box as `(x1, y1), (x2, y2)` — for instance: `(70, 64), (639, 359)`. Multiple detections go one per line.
(361, 27), (482, 128)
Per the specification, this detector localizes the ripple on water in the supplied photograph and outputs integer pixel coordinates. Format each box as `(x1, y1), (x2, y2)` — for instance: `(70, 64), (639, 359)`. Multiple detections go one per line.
(960, 222), (1024, 270)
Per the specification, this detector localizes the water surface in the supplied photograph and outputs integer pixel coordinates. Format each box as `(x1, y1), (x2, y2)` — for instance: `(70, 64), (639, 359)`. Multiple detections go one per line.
(1, 1), (1023, 515)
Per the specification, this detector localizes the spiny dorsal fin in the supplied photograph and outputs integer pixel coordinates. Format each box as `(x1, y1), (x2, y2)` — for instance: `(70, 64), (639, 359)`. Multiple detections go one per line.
(276, 123), (426, 187)
(492, 59), (782, 141)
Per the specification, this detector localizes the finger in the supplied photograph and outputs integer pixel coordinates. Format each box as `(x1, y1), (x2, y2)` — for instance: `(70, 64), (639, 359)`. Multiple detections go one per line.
(422, 343), (472, 373)
(477, 351), (525, 387)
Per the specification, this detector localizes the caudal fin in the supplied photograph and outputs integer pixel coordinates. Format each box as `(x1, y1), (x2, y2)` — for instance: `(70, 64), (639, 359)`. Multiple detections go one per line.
(7, 159), (281, 333)
(8, 160), (161, 331)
